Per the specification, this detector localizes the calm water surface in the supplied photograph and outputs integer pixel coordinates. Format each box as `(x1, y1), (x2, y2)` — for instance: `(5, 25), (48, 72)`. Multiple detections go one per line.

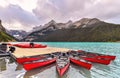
(0, 42), (120, 78)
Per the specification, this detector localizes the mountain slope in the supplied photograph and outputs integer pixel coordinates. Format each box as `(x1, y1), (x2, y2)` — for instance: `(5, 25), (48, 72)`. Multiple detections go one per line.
(23, 18), (120, 42)
(7, 30), (28, 40)
(0, 20), (15, 42)
(0, 32), (15, 42)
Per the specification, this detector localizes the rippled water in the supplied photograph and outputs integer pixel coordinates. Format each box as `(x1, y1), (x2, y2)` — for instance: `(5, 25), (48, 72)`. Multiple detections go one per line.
(0, 42), (120, 78)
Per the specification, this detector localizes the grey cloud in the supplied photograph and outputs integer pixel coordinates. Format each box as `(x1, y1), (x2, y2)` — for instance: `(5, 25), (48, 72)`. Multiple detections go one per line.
(33, 0), (62, 23)
(33, 0), (93, 23)
(33, 0), (120, 24)
(0, 4), (40, 27)
(84, 0), (120, 20)
(1, 0), (120, 31)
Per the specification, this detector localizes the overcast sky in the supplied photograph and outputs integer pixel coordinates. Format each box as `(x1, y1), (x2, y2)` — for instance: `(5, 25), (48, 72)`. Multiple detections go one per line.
(0, 0), (120, 31)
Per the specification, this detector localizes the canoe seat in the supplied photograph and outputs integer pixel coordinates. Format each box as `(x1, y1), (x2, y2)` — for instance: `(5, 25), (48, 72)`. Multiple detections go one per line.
(58, 63), (67, 68)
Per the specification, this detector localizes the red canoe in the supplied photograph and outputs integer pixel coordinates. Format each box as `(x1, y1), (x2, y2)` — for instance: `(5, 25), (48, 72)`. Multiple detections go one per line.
(81, 56), (111, 65)
(70, 58), (92, 70)
(56, 63), (70, 77)
(7, 43), (12, 45)
(77, 50), (116, 60)
(23, 58), (56, 71)
(95, 55), (116, 60)
(56, 53), (70, 76)
(16, 55), (45, 64)
(13, 43), (47, 48)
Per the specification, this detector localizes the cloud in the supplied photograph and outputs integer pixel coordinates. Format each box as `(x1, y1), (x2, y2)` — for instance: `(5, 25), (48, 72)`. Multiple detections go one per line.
(33, 0), (120, 23)
(84, 0), (120, 19)
(0, 0), (37, 12)
(0, 0), (120, 31)
(0, 4), (40, 31)
(33, 0), (92, 23)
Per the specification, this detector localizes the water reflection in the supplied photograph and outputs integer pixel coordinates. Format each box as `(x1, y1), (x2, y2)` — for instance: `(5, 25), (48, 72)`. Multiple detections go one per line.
(111, 61), (119, 66)
(71, 64), (91, 78)
(0, 57), (6, 71)
(92, 63), (110, 71)
(0, 57), (16, 72)
(91, 63), (112, 78)
(8, 57), (15, 64)
(15, 64), (23, 71)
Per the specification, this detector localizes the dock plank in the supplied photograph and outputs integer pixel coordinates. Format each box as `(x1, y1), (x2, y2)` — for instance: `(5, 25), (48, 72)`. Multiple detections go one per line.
(12, 47), (70, 58)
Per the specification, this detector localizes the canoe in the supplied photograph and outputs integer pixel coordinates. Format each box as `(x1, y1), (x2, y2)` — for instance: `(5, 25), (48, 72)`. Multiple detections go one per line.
(23, 56), (56, 71)
(77, 50), (116, 60)
(7, 43), (12, 45)
(56, 53), (70, 76)
(95, 55), (116, 60)
(81, 56), (111, 65)
(0, 53), (10, 57)
(69, 51), (111, 65)
(0, 49), (6, 53)
(70, 58), (92, 70)
(24, 63), (55, 77)
(56, 63), (70, 77)
(0, 49), (10, 57)
(16, 55), (45, 64)
(13, 43), (47, 48)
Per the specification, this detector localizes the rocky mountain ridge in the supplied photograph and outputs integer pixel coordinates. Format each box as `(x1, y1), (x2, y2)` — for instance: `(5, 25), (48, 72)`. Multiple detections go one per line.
(23, 18), (120, 42)
(31, 18), (101, 34)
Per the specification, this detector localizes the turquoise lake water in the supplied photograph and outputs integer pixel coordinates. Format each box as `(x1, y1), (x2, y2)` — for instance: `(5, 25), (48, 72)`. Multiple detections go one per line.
(0, 42), (120, 78)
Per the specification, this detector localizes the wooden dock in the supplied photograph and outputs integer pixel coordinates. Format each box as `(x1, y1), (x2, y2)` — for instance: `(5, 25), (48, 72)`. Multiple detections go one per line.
(12, 46), (70, 58)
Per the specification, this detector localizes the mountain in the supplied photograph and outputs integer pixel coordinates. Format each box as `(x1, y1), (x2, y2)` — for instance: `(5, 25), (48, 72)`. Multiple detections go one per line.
(7, 30), (28, 40)
(0, 20), (5, 31)
(32, 20), (73, 32)
(73, 18), (101, 27)
(0, 20), (15, 42)
(23, 18), (120, 42)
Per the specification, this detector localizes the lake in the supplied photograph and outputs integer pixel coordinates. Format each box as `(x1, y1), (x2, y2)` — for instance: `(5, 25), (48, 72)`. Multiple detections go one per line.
(0, 42), (120, 78)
